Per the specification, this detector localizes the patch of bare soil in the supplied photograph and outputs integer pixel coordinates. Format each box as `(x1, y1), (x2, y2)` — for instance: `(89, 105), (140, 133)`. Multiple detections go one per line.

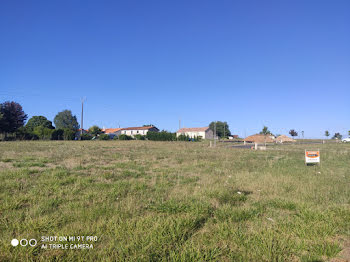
(331, 241), (350, 262)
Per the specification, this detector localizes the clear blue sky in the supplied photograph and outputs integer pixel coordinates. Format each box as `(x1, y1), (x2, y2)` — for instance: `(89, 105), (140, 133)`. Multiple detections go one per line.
(1, 0), (349, 138)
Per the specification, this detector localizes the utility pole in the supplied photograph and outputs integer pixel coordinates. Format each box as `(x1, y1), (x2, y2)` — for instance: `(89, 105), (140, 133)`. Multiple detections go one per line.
(224, 122), (226, 139)
(179, 119), (181, 130)
(214, 121), (217, 147)
(80, 97), (86, 138)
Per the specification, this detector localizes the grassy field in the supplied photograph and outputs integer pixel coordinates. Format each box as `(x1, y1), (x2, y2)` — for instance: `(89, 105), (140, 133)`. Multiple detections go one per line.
(0, 141), (349, 261)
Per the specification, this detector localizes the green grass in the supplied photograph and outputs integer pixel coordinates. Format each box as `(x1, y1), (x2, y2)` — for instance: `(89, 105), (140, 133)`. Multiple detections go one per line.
(0, 140), (349, 261)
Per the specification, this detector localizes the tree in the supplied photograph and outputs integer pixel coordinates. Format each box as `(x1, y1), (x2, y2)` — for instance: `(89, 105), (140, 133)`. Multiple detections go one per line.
(209, 121), (231, 138)
(333, 133), (342, 140)
(0, 101), (27, 134)
(289, 129), (298, 138)
(26, 116), (54, 131)
(33, 126), (54, 140)
(54, 110), (79, 131)
(348, 130), (350, 136)
(260, 126), (272, 135)
(325, 130), (330, 139)
(89, 125), (102, 136)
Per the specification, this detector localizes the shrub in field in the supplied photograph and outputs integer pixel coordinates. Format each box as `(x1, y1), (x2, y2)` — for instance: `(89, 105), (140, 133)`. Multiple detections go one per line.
(15, 127), (38, 140)
(33, 126), (54, 140)
(99, 134), (110, 140)
(146, 131), (176, 141)
(134, 134), (146, 140)
(81, 133), (93, 140)
(51, 129), (64, 140)
(63, 128), (75, 140)
(119, 134), (133, 140)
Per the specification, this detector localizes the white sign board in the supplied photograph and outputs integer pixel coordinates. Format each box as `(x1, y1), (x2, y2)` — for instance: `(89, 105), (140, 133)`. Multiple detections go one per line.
(305, 150), (320, 164)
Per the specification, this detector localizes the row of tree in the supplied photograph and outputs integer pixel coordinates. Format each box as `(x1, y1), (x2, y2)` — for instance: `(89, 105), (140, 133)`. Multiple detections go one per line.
(259, 126), (347, 140)
(0, 101), (80, 140)
(1, 101), (348, 141)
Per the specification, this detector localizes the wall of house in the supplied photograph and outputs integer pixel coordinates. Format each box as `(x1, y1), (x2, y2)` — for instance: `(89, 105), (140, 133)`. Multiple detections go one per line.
(205, 129), (214, 139)
(121, 127), (158, 137)
(176, 131), (207, 139)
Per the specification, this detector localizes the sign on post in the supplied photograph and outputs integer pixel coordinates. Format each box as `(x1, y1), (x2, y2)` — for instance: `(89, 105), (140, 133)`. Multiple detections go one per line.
(305, 150), (320, 165)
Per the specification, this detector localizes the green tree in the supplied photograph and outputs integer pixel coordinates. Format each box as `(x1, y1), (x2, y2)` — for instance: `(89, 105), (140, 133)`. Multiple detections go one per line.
(26, 116), (54, 131)
(89, 125), (102, 136)
(333, 133), (342, 140)
(0, 101), (28, 135)
(209, 121), (231, 138)
(33, 126), (54, 140)
(260, 126), (272, 135)
(289, 129), (298, 138)
(54, 110), (79, 131)
(325, 130), (330, 139)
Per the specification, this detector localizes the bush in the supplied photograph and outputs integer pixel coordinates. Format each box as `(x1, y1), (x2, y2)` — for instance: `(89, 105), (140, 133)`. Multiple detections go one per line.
(118, 134), (133, 140)
(81, 133), (93, 140)
(134, 134), (146, 140)
(63, 128), (75, 140)
(177, 134), (190, 141)
(146, 131), (176, 141)
(33, 126), (54, 140)
(99, 134), (110, 140)
(177, 134), (201, 142)
(15, 127), (38, 140)
(51, 129), (64, 140)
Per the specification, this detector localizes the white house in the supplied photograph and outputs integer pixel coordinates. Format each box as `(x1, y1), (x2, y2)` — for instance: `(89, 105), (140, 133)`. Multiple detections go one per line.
(176, 127), (214, 140)
(120, 126), (159, 137)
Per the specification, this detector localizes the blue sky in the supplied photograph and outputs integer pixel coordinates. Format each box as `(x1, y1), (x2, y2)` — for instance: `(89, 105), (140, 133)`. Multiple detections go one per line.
(1, 0), (349, 138)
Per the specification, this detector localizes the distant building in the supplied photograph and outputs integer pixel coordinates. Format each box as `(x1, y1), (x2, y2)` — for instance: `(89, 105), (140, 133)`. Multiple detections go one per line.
(276, 135), (296, 143)
(120, 126), (159, 137)
(176, 127), (214, 140)
(102, 128), (123, 139)
(243, 134), (275, 143)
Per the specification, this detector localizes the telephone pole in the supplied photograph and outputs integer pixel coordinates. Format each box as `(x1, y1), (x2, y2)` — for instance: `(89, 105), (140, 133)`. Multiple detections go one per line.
(214, 121), (217, 147)
(81, 97), (86, 138)
(224, 123), (226, 139)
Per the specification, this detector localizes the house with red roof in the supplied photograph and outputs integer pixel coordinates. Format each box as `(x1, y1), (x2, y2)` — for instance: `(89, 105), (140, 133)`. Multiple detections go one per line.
(176, 127), (214, 140)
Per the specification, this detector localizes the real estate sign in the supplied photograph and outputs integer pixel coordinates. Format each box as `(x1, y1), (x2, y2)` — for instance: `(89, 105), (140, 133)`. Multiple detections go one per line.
(305, 150), (320, 164)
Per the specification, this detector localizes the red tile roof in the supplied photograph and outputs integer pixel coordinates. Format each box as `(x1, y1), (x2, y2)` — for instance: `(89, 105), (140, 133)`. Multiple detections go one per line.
(177, 127), (210, 133)
(103, 128), (123, 134)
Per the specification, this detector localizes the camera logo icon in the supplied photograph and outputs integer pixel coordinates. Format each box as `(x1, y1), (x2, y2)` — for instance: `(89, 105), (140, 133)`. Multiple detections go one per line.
(11, 239), (37, 247)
